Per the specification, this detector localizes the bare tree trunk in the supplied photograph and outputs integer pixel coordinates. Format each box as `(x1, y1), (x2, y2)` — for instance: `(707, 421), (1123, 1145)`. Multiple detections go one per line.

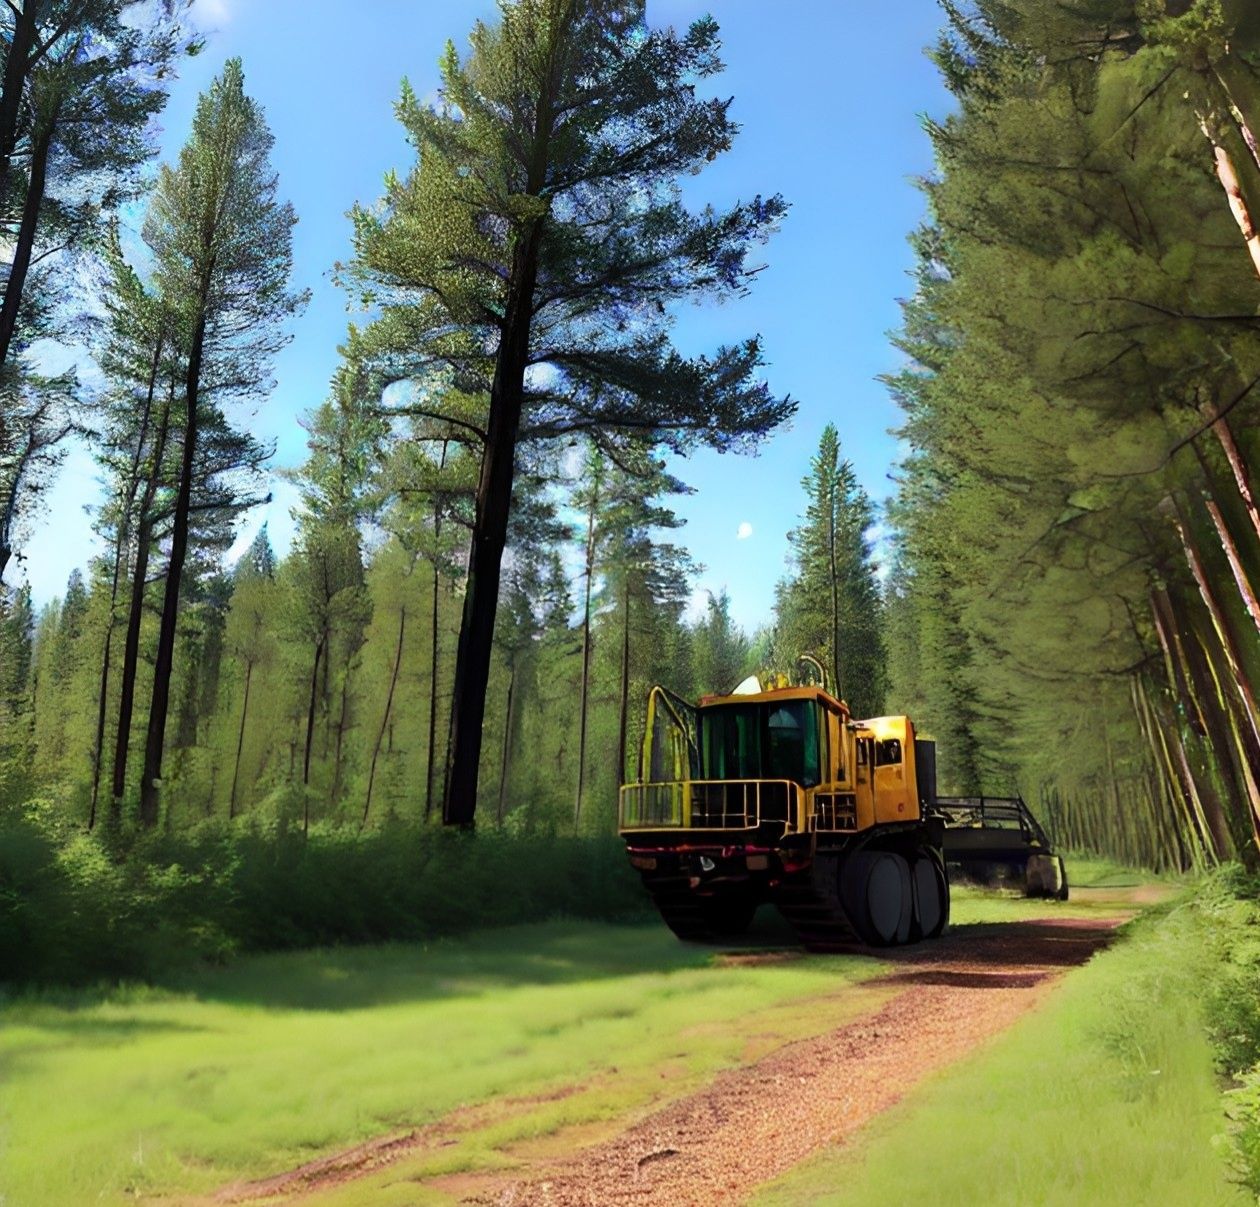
(140, 303), (210, 828)
(1168, 497), (1260, 755)
(0, 114), (54, 370)
(1199, 111), (1260, 279)
(111, 375), (176, 817)
(1152, 588), (1239, 858)
(574, 478), (598, 827)
(363, 606), (405, 830)
(229, 659), (254, 819)
(444, 214), (547, 825)
(1137, 674), (1214, 867)
(1212, 64), (1260, 173)
(1201, 401), (1260, 546)
(0, 7), (35, 221)
(424, 440), (449, 822)
(332, 671), (351, 805)
(88, 332), (164, 828)
(1191, 617), (1260, 862)
(497, 659), (516, 824)
(301, 637), (325, 836)
(1205, 492), (1260, 636)
(424, 559), (442, 821)
(616, 576), (631, 788)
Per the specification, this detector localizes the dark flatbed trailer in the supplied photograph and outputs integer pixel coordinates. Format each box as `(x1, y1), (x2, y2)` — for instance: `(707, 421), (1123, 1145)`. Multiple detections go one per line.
(936, 795), (1069, 899)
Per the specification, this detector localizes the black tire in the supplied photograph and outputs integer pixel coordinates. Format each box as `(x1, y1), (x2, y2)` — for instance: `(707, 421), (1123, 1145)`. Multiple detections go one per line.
(910, 848), (949, 940)
(842, 850), (913, 947)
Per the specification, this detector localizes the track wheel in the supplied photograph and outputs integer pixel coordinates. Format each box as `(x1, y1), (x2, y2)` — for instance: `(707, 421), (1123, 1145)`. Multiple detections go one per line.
(843, 851), (913, 946)
(910, 849), (949, 941)
(701, 890), (759, 936)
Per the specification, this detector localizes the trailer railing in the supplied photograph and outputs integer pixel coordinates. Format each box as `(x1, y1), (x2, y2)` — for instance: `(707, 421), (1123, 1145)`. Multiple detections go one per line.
(935, 795), (1052, 847)
(619, 779), (800, 831)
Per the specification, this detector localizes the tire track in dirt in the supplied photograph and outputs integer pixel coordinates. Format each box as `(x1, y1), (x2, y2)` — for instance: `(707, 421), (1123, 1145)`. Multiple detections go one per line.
(443, 917), (1124, 1206)
(213, 915), (1124, 1206)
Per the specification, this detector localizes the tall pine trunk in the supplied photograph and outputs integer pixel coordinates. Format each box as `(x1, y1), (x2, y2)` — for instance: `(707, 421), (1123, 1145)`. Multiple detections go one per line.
(425, 557), (442, 821)
(616, 576), (631, 789)
(0, 8), (34, 225)
(574, 479), (598, 826)
(1170, 497), (1260, 758)
(443, 212), (546, 825)
(229, 658), (253, 819)
(139, 305), (209, 827)
(88, 332), (164, 828)
(423, 440), (449, 821)
(0, 112), (55, 369)
(497, 659), (516, 824)
(1151, 588), (1239, 859)
(297, 638), (325, 836)
(111, 375), (176, 816)
(1199, 111), (1260, 278)
(363, 606), (405, 830)
(1201, 401), (1260, 545)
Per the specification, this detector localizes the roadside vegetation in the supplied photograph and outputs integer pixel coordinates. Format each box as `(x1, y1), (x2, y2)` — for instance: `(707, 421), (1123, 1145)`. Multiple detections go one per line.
(756, 868), (1260, 1207)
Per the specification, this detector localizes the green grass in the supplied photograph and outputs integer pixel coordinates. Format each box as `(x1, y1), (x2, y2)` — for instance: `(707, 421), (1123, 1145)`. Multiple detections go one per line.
(0, 917), (888, 1206)
(751, 895), (1246, 1207)
(0, 853), (1208, 1206)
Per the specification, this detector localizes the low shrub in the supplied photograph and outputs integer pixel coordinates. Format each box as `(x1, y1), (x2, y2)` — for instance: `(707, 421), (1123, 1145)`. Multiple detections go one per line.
(0, 801), (650, 988)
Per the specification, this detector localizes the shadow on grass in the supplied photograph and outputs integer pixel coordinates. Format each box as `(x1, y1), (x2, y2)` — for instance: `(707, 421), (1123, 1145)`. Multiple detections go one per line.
(4, 896), (1113, 1020)
(139, 911), (815, 1013)
(58, 909), (1112, 1013)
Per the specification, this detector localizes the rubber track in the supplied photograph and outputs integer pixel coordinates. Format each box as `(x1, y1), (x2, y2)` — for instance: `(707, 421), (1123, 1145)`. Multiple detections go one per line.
(771, 864), (862, 951)
(643, 871), (724, 942)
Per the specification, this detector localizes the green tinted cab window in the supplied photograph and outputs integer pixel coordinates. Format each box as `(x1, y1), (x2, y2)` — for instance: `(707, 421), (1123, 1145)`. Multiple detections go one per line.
(700, 700), (821, 787)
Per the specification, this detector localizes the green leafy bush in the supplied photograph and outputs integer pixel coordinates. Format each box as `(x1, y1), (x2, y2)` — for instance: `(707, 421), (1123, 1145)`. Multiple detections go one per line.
(0, 802), (649, 988)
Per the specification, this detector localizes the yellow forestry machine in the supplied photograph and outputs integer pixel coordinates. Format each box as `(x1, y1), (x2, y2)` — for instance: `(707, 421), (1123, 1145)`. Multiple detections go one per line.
(618, 658), (951, 949)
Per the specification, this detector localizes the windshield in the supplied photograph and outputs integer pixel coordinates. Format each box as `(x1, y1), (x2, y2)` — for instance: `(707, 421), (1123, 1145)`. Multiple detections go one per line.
(699, 700), (822, 787)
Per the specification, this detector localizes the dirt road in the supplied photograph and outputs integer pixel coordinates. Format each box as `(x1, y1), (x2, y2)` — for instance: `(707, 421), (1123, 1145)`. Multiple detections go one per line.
(217, 910), (1127, 1207)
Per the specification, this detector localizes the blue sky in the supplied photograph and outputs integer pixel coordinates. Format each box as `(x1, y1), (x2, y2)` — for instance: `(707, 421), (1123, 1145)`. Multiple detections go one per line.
(26, 0), (952, 633)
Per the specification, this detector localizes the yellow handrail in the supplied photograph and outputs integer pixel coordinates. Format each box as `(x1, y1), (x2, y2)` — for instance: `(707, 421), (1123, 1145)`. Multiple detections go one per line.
(618, 779), (802, 832)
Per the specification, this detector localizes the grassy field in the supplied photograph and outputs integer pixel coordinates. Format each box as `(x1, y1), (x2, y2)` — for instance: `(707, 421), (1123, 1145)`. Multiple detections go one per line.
(0, 917), (892, 1205)
(0, 857), (1217, 1206)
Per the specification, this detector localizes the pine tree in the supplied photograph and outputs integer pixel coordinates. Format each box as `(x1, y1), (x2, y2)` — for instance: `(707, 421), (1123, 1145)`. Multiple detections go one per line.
(774, 424), (885, 718)
(344, 0), (793, 824)
(692, 589), (750, 697)
(0, 0), (194, 580)
(136, 58), (305, 826)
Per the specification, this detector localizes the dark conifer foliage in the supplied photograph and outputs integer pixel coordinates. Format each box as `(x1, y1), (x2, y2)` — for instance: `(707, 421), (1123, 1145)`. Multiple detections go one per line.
(0, 0), (194, 583)
(343, 0), (793, 823)
(885, 0), (1260, 864)
(773, 424), (886, 720)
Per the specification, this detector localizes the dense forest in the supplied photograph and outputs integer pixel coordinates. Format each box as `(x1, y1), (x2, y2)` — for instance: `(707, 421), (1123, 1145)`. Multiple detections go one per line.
(887, 0), (1260, 873)
(5, 0), (1260, 981)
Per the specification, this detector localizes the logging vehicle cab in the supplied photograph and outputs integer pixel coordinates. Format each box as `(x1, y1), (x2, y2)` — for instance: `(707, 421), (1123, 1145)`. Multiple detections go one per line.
(618, 662), (951, 948)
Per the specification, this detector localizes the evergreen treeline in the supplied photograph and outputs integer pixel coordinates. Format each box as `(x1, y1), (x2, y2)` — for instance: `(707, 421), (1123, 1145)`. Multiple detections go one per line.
(0, 1), (813, 981)
(885, 0), (1260, 871)
(16, 0), (1260, 984)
